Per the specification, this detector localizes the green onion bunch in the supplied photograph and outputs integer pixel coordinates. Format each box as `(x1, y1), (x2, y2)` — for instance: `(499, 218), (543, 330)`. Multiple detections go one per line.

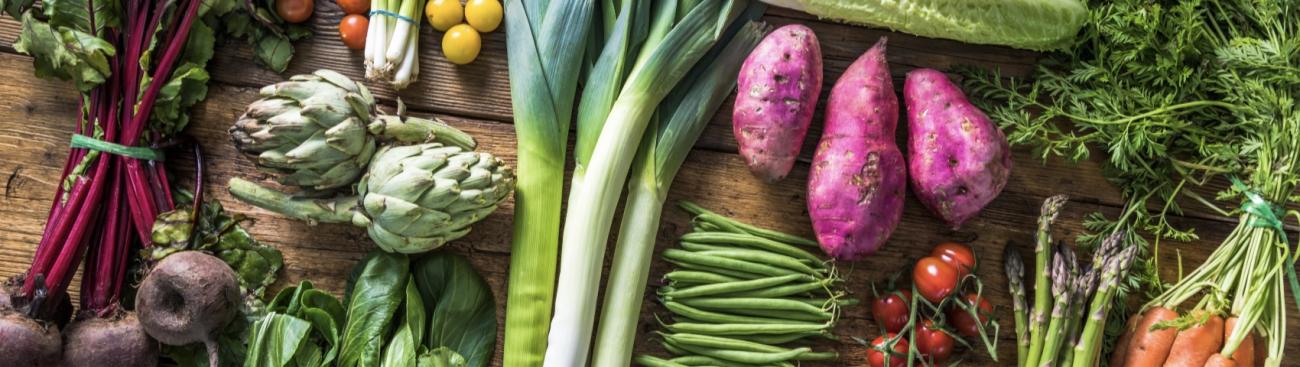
(365, 0), (427, 89)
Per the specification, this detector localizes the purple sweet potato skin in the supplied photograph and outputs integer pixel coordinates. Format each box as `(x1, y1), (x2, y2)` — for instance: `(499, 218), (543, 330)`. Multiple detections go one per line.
(904, 68), (1012, 229)
(807, 38), (905, 261)
(733, 24), (823, 182)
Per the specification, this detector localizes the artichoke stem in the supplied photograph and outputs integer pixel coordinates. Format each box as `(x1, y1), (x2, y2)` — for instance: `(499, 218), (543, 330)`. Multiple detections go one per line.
(370, 116), (477, 150)
(227, 178), (359, 225)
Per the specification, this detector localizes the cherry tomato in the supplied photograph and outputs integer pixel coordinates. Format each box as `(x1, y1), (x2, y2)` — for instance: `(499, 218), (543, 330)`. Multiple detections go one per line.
(931, 242), (977, 279)
(871, 289), (912, 333)
(424, 0), (463, 32)
(914, 319), (954, 363)
(913, 257), (959, 303)
(464, 0), (503, 32)
(275, 0), (314, 23)
(442, 24), (482, 65)
(867, 333), (910, 367)
(948, 293), (993, 337)
(335, 0), (367, 15)
(338, 15), (368, 50)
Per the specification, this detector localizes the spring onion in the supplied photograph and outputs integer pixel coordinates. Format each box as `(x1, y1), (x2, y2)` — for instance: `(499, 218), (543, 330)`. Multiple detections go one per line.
(366, 0), (427, 89)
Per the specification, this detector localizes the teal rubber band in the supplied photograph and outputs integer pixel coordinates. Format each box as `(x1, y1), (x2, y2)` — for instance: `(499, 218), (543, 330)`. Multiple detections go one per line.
(369, 9), (416, 24)
(69, 134), (165, 161)
(1228, 176), (1300, 312)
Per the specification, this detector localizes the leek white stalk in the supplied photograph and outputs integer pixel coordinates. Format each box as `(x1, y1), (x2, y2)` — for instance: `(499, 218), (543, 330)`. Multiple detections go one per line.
(502, 1), (595, 366)
(590, 20), (765, 367)
(543, 1), (752, 366)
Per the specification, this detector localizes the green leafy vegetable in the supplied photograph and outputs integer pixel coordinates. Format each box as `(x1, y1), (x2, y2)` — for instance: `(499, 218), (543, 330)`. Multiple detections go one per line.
(340, 252), (410, 367)
(412, 252), (497, 367)
(245, 281), (347, 367)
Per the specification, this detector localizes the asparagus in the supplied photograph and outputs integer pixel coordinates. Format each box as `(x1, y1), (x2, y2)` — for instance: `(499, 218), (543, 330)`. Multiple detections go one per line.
(1071, 233), (1135, 367)
(1036, 244), (1077, 367)
(1005, 247), (1030, 367)
(1058, 267), (1097, 367)
(1025, 195), (1068, 367)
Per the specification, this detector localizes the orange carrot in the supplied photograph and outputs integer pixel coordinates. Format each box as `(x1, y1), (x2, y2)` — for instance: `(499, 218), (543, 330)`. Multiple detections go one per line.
(1252, 331), (1267, 366)
(1109, 314), (1141, 367)
(1122, 306), (1179, 367)
(1161, 311), (1224, 367)
(1224, 317), (1254, 367)
(1204, 354), (1238, 367)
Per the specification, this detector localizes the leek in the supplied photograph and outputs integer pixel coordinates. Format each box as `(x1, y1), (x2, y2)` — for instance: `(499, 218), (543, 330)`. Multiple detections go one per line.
(544, 1), (757, 365)
(591, 18), (765, 366)
(502, 1), (594, 366)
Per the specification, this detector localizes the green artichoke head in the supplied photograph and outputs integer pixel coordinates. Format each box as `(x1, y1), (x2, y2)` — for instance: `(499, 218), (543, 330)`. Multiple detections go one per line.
(354, 143), (515, 253)
(230, 70), (378, 191)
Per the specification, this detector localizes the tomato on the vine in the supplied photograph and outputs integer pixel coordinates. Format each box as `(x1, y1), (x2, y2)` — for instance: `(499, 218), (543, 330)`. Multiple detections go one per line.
(931, 242), (976, 279)
(275, 0), (314, 23)
(914, 319), (954, 363)
(871, 289), (912, 333)
(948, 293), (993, 337)
(335, 0), (368, 14)
(867, 333), (910, 367)
(913, 257), (958, 303)
(338, 15), (368, 50)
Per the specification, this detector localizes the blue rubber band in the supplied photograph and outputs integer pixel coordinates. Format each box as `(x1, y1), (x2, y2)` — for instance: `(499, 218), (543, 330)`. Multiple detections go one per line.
(369, 9), (416, 24)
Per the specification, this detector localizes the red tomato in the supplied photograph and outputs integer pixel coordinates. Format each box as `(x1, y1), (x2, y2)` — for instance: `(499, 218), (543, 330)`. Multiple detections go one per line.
(275, 0), (314, 23)
(338, 15), (368, 50)
(867, 333), (910, 367)
(930, 242), (977, 279)
(913, 257), (958, 303)
(948, 293), (993, 337)
(871, 289), (912, 333)
(335, 0), (368, 14)
(914, 319), (954, 363)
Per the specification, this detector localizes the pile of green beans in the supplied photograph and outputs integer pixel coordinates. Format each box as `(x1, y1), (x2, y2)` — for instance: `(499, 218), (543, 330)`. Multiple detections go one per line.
(634, 202), (855, 367)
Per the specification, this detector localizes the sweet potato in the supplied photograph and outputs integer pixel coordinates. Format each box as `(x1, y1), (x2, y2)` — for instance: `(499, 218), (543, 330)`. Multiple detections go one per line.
(1110, 313), (1141, 367)
(1123, 307), (1179, 367)
(807, 38), (904, 260)
(1162, 311), (1223, 367)
(903, 68), (1011, 229)
(1224, 316), (1254, 367)
(1204, 354), (1237, 367)
(733, 24), (823, 182)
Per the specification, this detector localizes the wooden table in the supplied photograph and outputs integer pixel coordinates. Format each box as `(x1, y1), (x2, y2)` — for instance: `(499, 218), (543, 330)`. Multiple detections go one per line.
(0, 4), (1296, 367)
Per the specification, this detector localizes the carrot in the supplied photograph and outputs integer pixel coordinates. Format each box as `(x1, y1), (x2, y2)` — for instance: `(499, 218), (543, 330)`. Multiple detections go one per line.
(1223, 317), (1254, 367)
(1204, 354), (1237, 367)
(1122, 307), (1178, 367)
(1109, 314), (1140, 367)
(1252, 331), (1266, 366)
(1161, 311), (1223, 367)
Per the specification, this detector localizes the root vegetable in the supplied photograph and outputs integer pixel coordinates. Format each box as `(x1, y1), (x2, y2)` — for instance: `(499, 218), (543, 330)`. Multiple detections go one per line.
(135, 251), (239, 366)
(1123, 307), (1179, 367)
(807, 37), (904, 260)
(61, 313), (158, 367)
(1109, 313), (1140, 367)
(733, 24), (823, 182)
(0, 310), (61, 367)
(1224, 317), (1254, 367)
(1204, 354), (1237, 367)
(1161, 311), (1223, 367)
(904, 68), (1011, 229)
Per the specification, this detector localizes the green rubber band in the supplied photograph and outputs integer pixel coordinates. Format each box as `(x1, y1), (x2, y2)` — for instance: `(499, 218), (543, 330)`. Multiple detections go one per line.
(69, 134), (165, 161)
(1229, 176), (1300, 312)
(368, 9), (416, 24)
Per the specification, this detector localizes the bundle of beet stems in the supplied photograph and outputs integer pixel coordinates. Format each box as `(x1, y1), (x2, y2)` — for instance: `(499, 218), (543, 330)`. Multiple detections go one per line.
(0, 0), (213, 364)
(1005, 196), (1139, 367)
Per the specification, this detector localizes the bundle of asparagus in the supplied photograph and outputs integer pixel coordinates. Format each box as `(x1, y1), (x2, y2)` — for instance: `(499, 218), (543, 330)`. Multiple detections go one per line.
(1006, 195), (1139, 367)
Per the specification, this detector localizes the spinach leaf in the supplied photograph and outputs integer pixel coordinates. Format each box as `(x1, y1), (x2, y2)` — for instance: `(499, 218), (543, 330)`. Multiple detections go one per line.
(245, 281), (346, 367)
(380, 277), (426, 367)
(245, 313), (312, 367)
(417, 347), (468, 367)
(411, 253), (497, 367)
(339, 252), (410, 367)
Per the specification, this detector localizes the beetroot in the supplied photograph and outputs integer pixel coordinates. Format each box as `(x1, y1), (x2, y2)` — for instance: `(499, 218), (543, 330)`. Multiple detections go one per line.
(61, 313), (158, 367)
(807, 38), (905, 260)
(733, 24), (823, 182)
(0, 310), (61, 367)
(904, 68), (1012, 229)
(136, 251), (238, 366)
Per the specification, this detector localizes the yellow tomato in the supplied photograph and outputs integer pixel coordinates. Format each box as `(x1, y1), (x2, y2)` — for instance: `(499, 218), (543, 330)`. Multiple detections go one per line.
(424, 0), (463, 32)
(442, 24), (482, 65)
(464, 0), (502, 33)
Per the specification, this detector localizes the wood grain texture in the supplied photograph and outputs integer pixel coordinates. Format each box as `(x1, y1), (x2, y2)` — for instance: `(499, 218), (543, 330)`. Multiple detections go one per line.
(0, 5), (1297, 367)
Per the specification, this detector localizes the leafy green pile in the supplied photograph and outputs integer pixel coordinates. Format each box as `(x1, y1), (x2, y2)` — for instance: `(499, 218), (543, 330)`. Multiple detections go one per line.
(963, 0), (1299, 359)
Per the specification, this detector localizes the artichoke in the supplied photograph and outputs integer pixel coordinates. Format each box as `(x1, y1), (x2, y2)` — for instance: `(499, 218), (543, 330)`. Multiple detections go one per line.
(227, 142), (514, 254)
(231, 70), (475, 191)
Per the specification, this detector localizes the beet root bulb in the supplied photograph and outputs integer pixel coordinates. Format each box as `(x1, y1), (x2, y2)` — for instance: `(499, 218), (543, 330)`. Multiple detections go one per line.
(61, 312), (158, 367)
(0, 310), (61, 367)
(135, 251), (238, 366)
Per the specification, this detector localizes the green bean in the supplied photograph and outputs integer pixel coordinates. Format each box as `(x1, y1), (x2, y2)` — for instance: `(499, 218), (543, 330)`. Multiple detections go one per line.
(663, 274), (808, 299)
(663, 302), (801, 325)
(677, 201), (819, 247)
(667, 340), (810, 364)
(729, 331), (829, 344)
(787, 296), (859, 308)
(679, 232), (822, 262)
(669, 355), (768, 367)
(663, 270), (744, 285)
(691, 249), (824, 275)
(677, 297), (832, 316)
(633, 355), (690, 367)
(665, 259), (764, 280)
(663, 249), (796, 277)
(665, 322), (830, 336)
(727, 280), (834, 298)
(726, 308), (832, 322)
(664, 333), (791, 353)
(677, 241), (733, 253)
(661, 341), (689, 355)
